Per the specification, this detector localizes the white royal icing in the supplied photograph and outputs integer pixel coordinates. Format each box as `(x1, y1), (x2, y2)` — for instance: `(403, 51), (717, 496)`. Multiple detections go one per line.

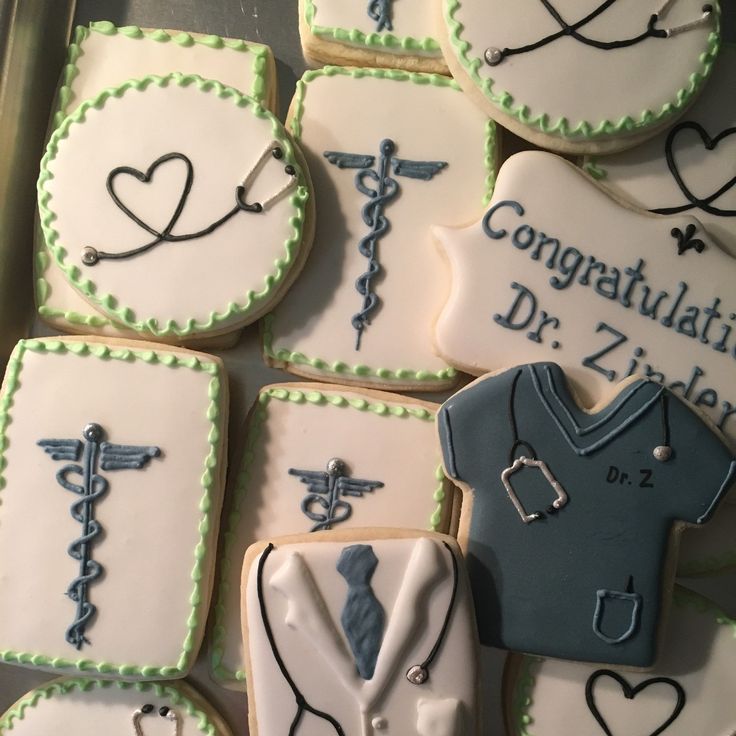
(0, 337), (227, 678)
(440, 0), (719, 151)
(266, 68), (495, 389)
(434, 151), (736, 454)
(244, 534), (478, 736)
(39, 75), (308, 341)
(589, 44), (736, 256)
(508, 587), (735, 736)
(36, 24), (276, 342)
(209, 383), (452, 689)
(0, 678), (232, 736)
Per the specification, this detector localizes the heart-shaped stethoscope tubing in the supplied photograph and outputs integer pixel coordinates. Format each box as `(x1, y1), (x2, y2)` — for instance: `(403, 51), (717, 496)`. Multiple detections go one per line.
(81, 140), (299, 266)
(255, 539), (460, 736)
(484, 0), (714, 67)
(131, 704), (181, 736)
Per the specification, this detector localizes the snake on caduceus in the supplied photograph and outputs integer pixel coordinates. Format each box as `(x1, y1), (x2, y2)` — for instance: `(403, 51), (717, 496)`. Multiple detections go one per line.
(353, 142), (400, 350)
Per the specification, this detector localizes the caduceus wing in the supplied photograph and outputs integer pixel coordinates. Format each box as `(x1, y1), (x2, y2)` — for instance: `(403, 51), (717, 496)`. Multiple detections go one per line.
(37, 439), (82, 461)
(336, 476), (385, 498)
(323, 151), (376, 169)
(287, 468), (331, 495)
(99, 442), (161, 470)
(392, 158), (448, 181)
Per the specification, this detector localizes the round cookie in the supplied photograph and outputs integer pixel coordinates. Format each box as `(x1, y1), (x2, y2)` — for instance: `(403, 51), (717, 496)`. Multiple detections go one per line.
(438, 0), (721, 154)
(504, 587), (735, 736)
(0, 678), (232, 735)
(37, 72), (312, 343)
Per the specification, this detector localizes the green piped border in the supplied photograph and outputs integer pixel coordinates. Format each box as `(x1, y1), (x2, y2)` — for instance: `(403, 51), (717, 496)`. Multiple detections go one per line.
(0, 338), (225, 679)
(304, 0), (441, 56)
(263, 65), (499, 385)
(37, 72), (309, 340)
(509, 586), (736, 736)
(584, 40), (736, 180)
(444, 0), (722, 141)
(38, 22), (273, 331)
(0, 679), (219, 734)
(209, 384), (447, 685)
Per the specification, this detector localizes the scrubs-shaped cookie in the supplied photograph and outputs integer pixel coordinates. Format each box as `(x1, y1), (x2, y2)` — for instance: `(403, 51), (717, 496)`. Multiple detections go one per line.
(36, 22), (278, 344)
(0, 337), (228, 679)
(264, 66), (497, 391)
(434, 151), (736, 454)
(242, 530), (479, 735)
(210, 383), (453, 689)
(505, 587), (736, 736)
(38, 72), (311, 343)
(299, 0), (447, 73)
(0, 678), (233, 735)
(438, 0), (720, 154)
(587, 43), (736, 256)
(438, 363), (735, 666)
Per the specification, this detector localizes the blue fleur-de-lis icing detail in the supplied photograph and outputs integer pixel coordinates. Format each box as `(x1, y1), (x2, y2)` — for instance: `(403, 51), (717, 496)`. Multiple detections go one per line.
(289, 457), (384, 531)
(38, 423), (161, 649)
(368, 0), (393, 31)
(324, 139), (448, 350)
(671, 223), (706, 255)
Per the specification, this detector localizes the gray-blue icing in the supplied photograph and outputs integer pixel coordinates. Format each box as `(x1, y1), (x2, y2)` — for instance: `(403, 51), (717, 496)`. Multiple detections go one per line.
(437, 362), (735, 666)
(336, 544), (384, 680)
(38, 423), (161, 649)
(592, 580), (642, 645)
(288, 460), (384, 531)
(323, 139), (447, 350)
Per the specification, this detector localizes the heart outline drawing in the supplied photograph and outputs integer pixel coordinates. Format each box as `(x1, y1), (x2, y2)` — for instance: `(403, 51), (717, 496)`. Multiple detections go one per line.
(107, 151), (194, 241)
(651, 121), (736, 218)
(585, 669), (686, 736)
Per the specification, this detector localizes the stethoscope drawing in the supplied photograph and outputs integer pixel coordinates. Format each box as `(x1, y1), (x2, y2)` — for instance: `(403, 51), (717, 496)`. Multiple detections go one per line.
(256, 540), (460, 736)
(80, 140), (299, 266)
(484, 0), (714, 67)
(131, 704), (181, 736)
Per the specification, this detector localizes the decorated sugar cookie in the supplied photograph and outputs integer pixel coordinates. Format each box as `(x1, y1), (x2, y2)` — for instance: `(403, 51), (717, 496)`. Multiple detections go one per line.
(438, 363), (735, 666)
(434, 151), (736, 458)
(299, 0), (447, 74)
(264, 66), (497, 391)
(37, 72), (311, 343)
(0, 678), (232, 735)
(438, 0), (721, 154)
(0, 336), (228, 678)
(209, 382), (454, 689)
(36, 22), (278, 345)
(586, 43), (736, 256)
(242, 530), (479, 735)
(505, 587), (736, 736)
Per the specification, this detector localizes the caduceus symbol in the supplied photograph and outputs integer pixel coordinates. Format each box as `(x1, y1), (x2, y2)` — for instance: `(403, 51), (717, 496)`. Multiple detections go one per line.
(289, 458), (384, 531)
(324, 139), (448, 350)
(38, 423), (161, 649)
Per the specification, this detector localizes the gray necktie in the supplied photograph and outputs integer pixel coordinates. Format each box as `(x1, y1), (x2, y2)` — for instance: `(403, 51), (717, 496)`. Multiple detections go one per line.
(337, 544), (385, 680)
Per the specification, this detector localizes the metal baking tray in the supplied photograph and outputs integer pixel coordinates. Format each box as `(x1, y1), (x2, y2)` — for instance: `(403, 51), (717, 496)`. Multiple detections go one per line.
(0, 1), (735, 733)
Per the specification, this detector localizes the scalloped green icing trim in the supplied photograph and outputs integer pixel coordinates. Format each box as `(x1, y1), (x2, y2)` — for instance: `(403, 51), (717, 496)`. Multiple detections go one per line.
(0, 338), (224, 679)
(38, 23), (273, 332)
(304, 0), (441, 56)
(444, 0), (722, 141)
(0, 679), (217, 734)
(37, 72), (309, 339)
(263, 64), (500, 384)
(510, 586), (736, 736)
(209, 385), (446, 684)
